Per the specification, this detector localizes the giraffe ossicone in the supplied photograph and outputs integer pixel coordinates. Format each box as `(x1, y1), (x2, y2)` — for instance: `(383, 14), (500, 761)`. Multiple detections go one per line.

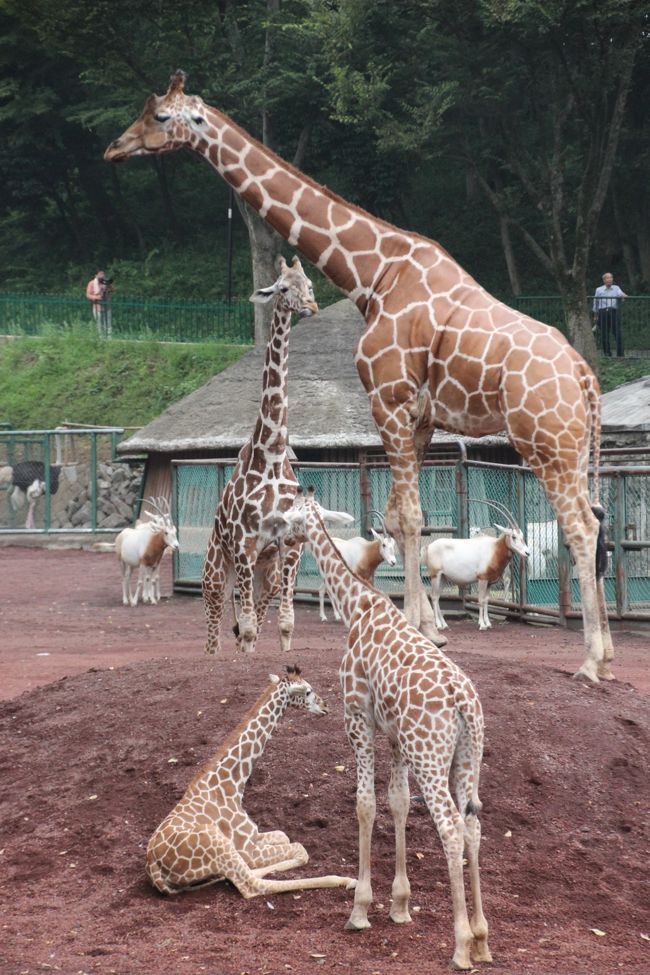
(277, 490), (492, 971)
(146, 665), (356, 899)
(105, 71), (614, 682)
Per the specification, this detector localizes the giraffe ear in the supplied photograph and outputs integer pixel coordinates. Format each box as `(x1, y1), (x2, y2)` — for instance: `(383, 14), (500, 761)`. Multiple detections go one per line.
(269, 673), (280, 684)
(278, 256), (289, 273)
(250, 285), (278, 304)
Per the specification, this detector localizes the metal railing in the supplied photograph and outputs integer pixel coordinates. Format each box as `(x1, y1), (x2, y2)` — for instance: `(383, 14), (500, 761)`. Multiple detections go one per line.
(0, 292), (254, 345)
(171, 456), (650, 623)
(511, 295), (650, 354)
(0, 427), (143, 533)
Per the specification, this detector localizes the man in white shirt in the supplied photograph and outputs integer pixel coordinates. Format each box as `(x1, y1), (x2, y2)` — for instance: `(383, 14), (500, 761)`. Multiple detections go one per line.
(592, 272), (627, 357)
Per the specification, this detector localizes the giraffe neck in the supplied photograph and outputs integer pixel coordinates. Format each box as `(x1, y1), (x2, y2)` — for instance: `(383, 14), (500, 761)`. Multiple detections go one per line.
(250, 300), (291, 461)
(303, 507), (370, 626)
(194, 684), (289, 794)
(190, 106), (412, 309)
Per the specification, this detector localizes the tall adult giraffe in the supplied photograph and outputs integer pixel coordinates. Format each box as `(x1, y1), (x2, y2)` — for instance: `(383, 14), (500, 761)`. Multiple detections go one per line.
(105, 70), (613, 682)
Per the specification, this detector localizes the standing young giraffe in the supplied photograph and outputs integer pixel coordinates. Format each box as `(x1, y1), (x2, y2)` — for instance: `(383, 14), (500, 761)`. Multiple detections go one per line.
(146, 665), (356, 898)
(201, 256), (317, 655)
(279, 489), (491, 972)
(106, 70), (613, 681)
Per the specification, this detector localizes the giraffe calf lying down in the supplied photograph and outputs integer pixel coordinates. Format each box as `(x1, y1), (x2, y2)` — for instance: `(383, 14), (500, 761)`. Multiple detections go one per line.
(146, 666), (356, 899)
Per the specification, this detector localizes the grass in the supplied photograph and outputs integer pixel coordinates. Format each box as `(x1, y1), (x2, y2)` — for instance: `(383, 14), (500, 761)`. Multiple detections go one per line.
(0, 331), (248, 430)
(0, 330), (646, 433)
(598, 356), (650, 394)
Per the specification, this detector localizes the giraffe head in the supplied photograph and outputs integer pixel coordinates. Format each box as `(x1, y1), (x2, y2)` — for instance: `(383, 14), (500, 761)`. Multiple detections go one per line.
(250, 256), (318, 318)
(279, 487), (354, 544)
(270, 665), (328, 715)
(104, 70), (207, 162)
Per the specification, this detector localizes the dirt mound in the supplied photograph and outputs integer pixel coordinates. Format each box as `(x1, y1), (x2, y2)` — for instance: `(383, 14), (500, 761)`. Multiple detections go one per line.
(1, 646), (648, 975)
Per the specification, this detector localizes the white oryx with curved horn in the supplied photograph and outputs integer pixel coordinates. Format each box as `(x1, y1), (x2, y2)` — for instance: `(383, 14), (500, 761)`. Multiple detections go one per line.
(114, 496), (179, 606)
(318, 508), (398, 622)
(422, 500), (530, 631)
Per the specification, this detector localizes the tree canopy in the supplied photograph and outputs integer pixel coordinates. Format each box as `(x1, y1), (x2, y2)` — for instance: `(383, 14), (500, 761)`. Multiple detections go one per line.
(0, 0), (647, 354)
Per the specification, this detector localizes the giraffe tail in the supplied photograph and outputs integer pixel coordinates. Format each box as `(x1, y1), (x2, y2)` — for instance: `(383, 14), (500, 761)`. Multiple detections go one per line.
(454, 681), (485, 817)
(584, 373), (608, 579)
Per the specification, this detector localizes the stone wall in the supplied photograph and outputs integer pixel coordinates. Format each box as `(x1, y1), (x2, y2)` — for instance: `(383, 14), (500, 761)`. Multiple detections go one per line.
(50, 462), (143, 530)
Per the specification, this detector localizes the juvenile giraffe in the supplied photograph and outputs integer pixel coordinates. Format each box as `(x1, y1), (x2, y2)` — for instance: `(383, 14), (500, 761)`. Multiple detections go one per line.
(146, 665), (356, 898)
(279, 490), (491, 972)
(202, 256), (317, 655)
(106, 70), (613, 681)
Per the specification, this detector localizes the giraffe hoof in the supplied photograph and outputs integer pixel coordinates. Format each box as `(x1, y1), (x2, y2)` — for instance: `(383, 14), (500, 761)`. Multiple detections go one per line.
(345, 917), (371, 932)
(389, 909), (412, 924)
(572, 665), (599, 684)
(597, 665), (616, 681)
(471, 945), (493, 964)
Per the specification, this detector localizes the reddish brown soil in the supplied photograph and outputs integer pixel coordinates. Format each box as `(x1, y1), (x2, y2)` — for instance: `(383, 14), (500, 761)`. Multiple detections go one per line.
(1, 546), (649, 975)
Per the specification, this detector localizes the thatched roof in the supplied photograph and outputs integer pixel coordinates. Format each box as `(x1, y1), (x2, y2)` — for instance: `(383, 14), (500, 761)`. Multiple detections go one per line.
(118, 299), (508, 455)
(601, 374), (650, 432)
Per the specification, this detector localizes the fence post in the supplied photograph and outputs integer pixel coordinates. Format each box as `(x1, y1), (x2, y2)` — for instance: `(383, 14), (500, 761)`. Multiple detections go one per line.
(359, 452), (371, 535)
(557, 523), (571, 626)
(614, 473), (628, 616)
(43, 433), (51, 532)
(90, 432), (97, 532)
(516, 470), (527, 619)
(455, 457), (468, 612)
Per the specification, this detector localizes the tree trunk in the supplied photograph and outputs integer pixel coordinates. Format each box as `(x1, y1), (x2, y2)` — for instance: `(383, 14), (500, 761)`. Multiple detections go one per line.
(237, 199), (283, 345)
(153, 157), (182, 241)
(562, 283), (599, 370)
(636, 219), (650, 289)
(499, 216), (521, 295)
(611, 184), (639, 291)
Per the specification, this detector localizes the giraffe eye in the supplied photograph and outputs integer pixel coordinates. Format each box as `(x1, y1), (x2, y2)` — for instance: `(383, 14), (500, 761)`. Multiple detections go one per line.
(280, 286), (289, 294)
(154, 113), (171, 123)
(191, 115), (205, 125)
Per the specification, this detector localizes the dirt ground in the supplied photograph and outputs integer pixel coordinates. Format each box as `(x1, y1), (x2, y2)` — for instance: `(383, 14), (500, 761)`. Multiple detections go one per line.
(1, 546), (649, 975)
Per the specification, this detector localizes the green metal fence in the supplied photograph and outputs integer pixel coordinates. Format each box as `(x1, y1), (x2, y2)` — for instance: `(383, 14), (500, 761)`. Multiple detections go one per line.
(511, 295), (650, 354)
(172, 457), (650, 622)
(0, 293), (254, 345)
(0, 427), (143, 533)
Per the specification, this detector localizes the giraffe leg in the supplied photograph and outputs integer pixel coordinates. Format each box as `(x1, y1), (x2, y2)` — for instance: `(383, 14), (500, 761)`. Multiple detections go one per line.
(553, 499), (605, 682)
(245, 560), (280, 651)
(234, 558), (258, 654)
(451, 733), (492, 964)
(148, 827), (353, 898)
(596, 575), (615, 680)
(277, 542), (302, 653)
(384, 475), (447, 647)
(202, 541), (233, 655)
(417, 778), (474, 972)
(344, 713), (376, 931)
(388, 747), (411, 924)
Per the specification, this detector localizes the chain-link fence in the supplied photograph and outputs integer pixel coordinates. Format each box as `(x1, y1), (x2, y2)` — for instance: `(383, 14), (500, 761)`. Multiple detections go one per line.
(0, 428), (143, 533)
(171, 457), (650, 621)
(0, 293), (254, 345)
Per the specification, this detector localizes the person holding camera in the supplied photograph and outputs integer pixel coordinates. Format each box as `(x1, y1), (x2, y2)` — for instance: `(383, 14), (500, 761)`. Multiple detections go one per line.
(85, 269), (114, 337)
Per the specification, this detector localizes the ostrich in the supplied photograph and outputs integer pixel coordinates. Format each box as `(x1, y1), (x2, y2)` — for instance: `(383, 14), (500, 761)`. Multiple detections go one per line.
(0, 461), (61, 529)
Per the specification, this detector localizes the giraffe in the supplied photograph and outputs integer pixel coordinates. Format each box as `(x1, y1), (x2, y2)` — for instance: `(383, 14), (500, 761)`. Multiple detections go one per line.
(146, 665), (356, 899)
(277, 489), (491, 971)
(105, 70), (613, 682)
(201, 255), (317, 656)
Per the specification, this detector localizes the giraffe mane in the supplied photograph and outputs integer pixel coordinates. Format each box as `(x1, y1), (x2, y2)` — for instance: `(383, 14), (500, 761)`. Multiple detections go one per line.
(182, 85), (458, 261)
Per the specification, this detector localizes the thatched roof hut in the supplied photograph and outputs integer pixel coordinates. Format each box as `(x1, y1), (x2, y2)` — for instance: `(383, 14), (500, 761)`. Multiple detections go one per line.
(600, 375), (650, 448)
(117, 299), (513, 500)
